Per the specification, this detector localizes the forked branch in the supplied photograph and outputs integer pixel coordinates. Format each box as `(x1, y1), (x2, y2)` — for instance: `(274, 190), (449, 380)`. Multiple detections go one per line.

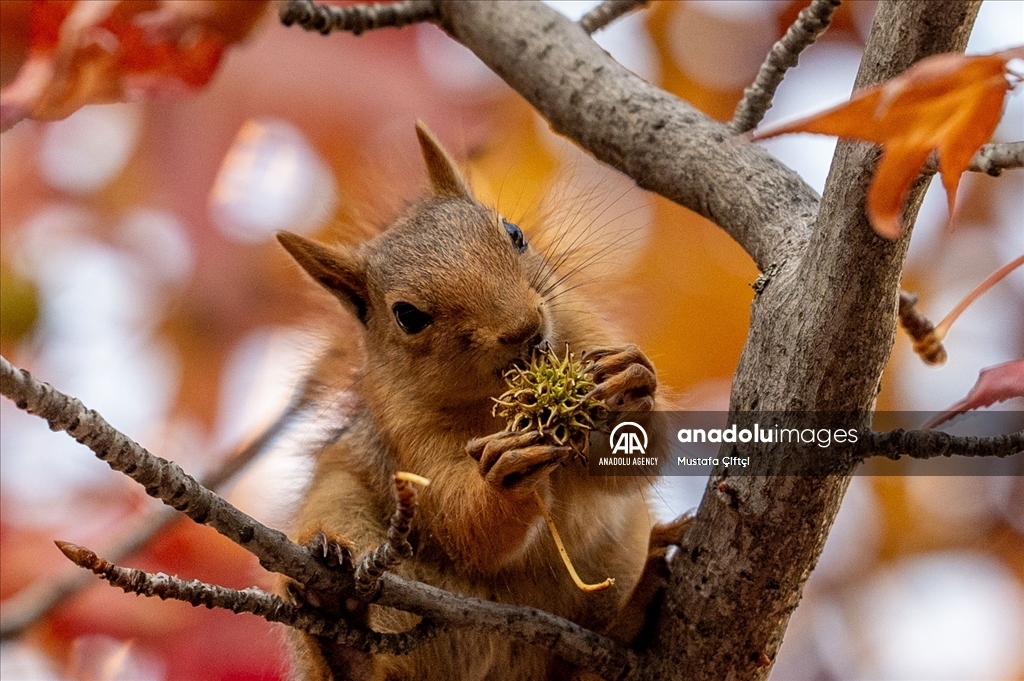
(56, 541), (440, 655)
(0, 389), (306, 641)
(0, 354), (631, 680)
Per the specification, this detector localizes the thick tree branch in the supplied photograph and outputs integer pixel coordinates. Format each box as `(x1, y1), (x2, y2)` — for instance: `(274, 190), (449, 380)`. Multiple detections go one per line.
(426, 1), (820, 272)
(56, 541), (441, 655)
(644, 3), (984, 681)
(578, 0), (648, 35)
(279, 0), (437, 35)
(729, 0), (842, 135)
(279, 0), (820, 270)
(858, 429), (1023, 463)
(0, 354), (629, 679)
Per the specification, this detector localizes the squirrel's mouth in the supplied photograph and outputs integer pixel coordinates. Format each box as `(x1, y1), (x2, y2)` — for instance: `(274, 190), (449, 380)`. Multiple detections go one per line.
(499, 355), (528, 377)
(499, 337), (551, 375)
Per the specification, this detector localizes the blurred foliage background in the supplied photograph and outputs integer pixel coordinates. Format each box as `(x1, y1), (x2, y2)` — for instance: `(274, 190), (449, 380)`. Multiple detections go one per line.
(1, 1), (1022, 679)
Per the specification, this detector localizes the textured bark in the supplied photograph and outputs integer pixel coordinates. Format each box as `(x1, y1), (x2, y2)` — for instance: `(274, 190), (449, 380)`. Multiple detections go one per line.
(411, 3), (983, 678)
(642, 3), (982, 681)
(437, 0), (819, 273)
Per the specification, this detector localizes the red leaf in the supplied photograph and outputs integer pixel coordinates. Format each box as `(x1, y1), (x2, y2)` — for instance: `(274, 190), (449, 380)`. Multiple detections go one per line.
(0, 0), (268, 132)
(924, 359), (1024, 429)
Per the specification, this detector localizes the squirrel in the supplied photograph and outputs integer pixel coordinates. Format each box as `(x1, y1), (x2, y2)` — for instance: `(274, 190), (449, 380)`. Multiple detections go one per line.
(276, 122), (689, 681)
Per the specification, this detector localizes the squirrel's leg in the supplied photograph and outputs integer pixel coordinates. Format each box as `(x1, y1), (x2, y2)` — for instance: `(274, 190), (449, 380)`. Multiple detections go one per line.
(549, 514), (691, 681)
(603, 513), (693, 647)
(283, 529), (377, 681)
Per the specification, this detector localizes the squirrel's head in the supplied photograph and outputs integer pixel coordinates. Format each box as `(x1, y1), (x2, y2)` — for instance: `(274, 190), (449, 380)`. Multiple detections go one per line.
(278, 122), (553, 409)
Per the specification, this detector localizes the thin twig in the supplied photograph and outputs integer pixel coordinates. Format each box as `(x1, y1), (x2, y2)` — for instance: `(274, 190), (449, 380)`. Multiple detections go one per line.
(55, 541), (441, 655)
(729, 0), (842, 134)
(375, 572), (636, 678)
(578, 0), (648, 35)
(898, 255), (1024, 367)
(933, 254), (1024, 339)
(0, 393), (305, 640)
(897, 290), (947, 366)
(969, 141), (1024, 175)
(279, 0), (437, 35)
(856, 429), (1023, 464)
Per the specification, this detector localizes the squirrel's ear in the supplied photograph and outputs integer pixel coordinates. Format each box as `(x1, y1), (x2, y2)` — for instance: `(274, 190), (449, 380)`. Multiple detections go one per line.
(276, 232), (369, 324)
(415, 121), (472, 200)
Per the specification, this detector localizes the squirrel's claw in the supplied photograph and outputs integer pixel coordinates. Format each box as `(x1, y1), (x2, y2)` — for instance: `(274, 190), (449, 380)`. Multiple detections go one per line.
(585, 344), (657, 411)
(469, 430), (570, 492)
(584, 344), (654, 374)
(469, 430), (542, 466)
(483, 443), (573, 492)
(302, 529), (355, 571)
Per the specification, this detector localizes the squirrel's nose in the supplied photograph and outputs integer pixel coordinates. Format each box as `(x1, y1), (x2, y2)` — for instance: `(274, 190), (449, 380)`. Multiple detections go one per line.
(498, 311), (542, 346)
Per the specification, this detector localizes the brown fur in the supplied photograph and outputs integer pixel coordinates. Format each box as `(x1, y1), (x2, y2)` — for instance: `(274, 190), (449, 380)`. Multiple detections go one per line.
(279, 122), (682, 680)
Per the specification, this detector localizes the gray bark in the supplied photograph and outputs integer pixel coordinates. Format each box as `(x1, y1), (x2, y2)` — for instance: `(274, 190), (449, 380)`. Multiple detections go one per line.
(438, 2), (983, 680)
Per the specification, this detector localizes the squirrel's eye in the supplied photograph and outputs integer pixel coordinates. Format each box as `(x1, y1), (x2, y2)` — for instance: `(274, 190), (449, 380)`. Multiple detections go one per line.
(392, 302), (433, 334)
(503, 219), (527, 253)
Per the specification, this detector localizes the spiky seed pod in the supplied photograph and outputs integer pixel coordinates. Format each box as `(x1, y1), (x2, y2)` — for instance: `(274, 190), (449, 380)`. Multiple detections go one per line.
(493, 343), (607, 461)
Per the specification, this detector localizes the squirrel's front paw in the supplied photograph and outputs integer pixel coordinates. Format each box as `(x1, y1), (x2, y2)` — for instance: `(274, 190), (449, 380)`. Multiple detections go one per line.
(583, 344), (657, 412)
(467, 430), (572, 493)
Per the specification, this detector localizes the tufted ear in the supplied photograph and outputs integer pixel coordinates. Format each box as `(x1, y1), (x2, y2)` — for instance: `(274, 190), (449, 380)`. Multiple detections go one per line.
(276, 231), (369, 324)
(415, 120), (472, 199)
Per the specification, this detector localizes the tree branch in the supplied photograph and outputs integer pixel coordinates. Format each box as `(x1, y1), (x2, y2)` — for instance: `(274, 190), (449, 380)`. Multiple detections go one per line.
(55, 541), (442, 655)
(279, 0), (821, 270)
(729, 0), (842, 135)
(373, 573), (636, 679)
(0, 354), (350, 597)
(938, 141), (1024, 176)
(578, 0), (648, 35)
(645, 3), (984, 681)
(0, 389), (304, 641)
(897, 289), (947, 365)
(0, 354), (629, 679)
(412, 1), (819, 272)
(279, 0), (438, 36)
(857, 429), (1023, 463)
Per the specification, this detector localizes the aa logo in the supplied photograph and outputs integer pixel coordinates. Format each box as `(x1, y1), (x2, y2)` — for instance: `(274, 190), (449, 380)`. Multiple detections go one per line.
(609, 421), (648, 455)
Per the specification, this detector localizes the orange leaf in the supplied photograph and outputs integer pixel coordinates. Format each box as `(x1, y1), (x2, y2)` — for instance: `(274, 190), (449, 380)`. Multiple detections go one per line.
(0, 0), (269, 132)
(751, 48), (1024, 239)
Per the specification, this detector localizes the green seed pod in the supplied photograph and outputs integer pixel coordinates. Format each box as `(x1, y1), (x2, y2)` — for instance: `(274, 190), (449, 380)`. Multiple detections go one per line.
(492, 344), (607, 461)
